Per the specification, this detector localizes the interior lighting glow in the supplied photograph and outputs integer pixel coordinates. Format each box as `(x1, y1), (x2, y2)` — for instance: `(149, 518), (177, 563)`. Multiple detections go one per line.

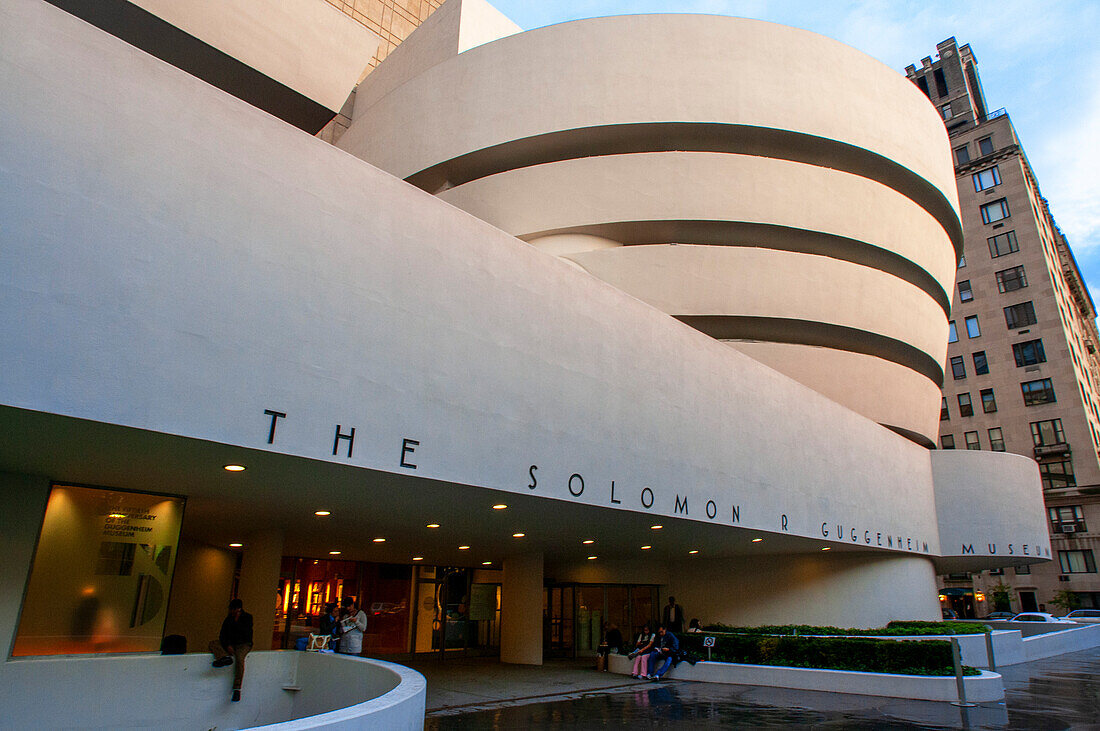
(108, 513), (126, 519)
(752, 538), (763, 543)
(426, 523), (440, 529)
(223, 464), (246, 472)
(459, 545), (470, 550)
(512, 533), (525, 538)
(314, 510), (331, 516)
(229, 543), (243, 548)
(492, 504), (508, 510)
(650, 525), (663, 530)
(373, 537), (386, 543)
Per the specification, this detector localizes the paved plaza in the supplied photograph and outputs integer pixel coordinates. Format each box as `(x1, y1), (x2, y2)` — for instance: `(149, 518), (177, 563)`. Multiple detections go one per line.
(414, 649), (1100, 729)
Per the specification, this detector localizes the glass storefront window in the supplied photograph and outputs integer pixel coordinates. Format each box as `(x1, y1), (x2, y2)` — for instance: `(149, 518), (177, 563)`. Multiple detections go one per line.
(13, 484), (185, 656)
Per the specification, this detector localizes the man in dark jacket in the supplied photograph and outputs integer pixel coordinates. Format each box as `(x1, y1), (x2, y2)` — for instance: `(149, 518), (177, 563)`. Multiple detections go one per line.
(662, 596), (684, 633)
(647, 624), (680, 680)
(209, 598), (253, 701)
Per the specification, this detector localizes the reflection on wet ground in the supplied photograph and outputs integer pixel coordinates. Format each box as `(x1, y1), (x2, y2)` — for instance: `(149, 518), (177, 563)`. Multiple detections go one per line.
(425, 648), (1100, 729)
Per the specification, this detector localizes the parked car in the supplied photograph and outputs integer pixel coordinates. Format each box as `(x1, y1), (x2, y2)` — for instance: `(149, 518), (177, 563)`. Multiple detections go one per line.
(983, 612), (1015, 620)
(1009, 612), (1075, 623)
(941, 609), (958, 620)
(1062, 609), (1100, 624)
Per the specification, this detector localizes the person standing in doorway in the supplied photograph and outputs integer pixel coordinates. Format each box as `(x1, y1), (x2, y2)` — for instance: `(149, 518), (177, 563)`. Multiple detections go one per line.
(210, 598), (253, 702)
(338, 597), (367, 655)
(662, 596), (684, 633)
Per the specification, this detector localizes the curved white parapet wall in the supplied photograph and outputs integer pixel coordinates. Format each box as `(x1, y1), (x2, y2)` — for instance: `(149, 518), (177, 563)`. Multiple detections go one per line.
(339, 15), (961, 442)
(0, 652), (425, 730)
(931, 451), (1051, 573)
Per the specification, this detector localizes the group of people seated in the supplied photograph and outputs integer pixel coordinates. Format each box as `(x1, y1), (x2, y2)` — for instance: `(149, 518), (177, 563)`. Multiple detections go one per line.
(316, 596), (368, 655)
(626, 620), (698, 680)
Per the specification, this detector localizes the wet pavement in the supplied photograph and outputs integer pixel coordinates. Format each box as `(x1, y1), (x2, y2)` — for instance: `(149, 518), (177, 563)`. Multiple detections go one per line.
(421, 649), (1100, 729)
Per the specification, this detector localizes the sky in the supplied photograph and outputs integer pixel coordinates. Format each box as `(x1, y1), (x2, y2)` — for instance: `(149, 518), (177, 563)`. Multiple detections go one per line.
(487, 0), (1100, 304)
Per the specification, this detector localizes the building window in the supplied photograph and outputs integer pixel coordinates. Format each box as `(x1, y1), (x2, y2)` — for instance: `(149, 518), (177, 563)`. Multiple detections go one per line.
(965, 315), (981, 338)
(958, 393), (974, 417)
(1004, 301), (1037, 329)
(958, 280), (973, 302)
(996, 266), (1028, 293)
(950, 356), (967, 380)
(933, 68), (949, 97)
(941, 397), (949, 421)
(988, 230), (1019, 258)
(978, 136), (994, 156)
(1031, 419), (1065, 446)
(1014, 565), (1031, 575)
(916, 75), (931, 98)
(980, 388), (997, 413)
(964, 431), (980, 450)
(1049, 506), (1087, 534)
(941, 434), (955, 449)
(955, 145), (971, 165)
(1059, 550), (1097, 574)
(972, 166), (1001, 192)
(981, 198), (1011, 224)
(988, 427), (1005, 451)
(973, 351), (989, 375)
(941, 103), (953, 120)
(1013, 339), (1047, 367)
(1021, 378), (1056, 406)
(1039, 459), (1075, 490)
(948, 321), (958, 343)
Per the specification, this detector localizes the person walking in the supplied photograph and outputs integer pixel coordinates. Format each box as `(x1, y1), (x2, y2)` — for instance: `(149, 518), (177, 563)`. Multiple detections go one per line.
(337, 597), (367, 655)
(209, 598), (253, 702)
(662, 596), (684, 633)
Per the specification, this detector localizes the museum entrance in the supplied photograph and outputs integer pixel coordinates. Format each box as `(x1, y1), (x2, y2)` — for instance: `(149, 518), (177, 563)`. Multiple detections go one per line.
(411, 566), (500, 658)
(544, 583), (660, 658)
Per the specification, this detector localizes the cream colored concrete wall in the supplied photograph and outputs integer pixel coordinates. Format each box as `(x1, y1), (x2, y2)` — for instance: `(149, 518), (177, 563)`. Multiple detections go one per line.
(670, 553), (942, 628)
(0, 472), (50, 659)
(238, 530), (284, 651)
(931, 450), (1050, 572)
(728, 342), (944, 442)
(339, 14), (960, 220)
(444, 152), (956, 298)
(163, 540), (236, 652)
(132, 0), (381, 111)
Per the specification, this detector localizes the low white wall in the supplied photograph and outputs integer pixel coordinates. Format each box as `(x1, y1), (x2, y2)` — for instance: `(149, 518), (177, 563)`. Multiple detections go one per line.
(607, 653), (1003, 702)
(1021, 624), (1100, 662)
(0, 651), (424, 730)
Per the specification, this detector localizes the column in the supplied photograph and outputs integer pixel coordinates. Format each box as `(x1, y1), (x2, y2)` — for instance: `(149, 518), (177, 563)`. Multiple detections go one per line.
(0, 473), (50, 659)
(500, 552), (543, 665)
(237, 529), (284, 651)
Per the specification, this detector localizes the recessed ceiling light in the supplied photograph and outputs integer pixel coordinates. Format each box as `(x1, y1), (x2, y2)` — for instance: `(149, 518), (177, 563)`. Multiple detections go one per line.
(641, 545), (652, 550)
(223, 464), (246, 472)
(587, 555), (597, 560)
(329, 550), (342, 555)
(459, 545), (470, 550)
(650, 525), (663, 530)
(512, 533), (525, 538)
(752, 538), (763, 543)
(582, 539), (595, 544)
(482, 561), (492, 565)
(373, 537), (386, 543)
(229, 543), (243, 548)
(314, 510), (331, 516)
(492, 504), (508, 510)
(821, 547), (831, 551)
(427, 523), (440, 529)
(412, 557), (424, 561)
(688, 550), (699, 554)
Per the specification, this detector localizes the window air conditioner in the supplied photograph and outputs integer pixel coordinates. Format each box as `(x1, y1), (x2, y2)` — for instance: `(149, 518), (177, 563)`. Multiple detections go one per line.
(1061, 525), (1077, 533)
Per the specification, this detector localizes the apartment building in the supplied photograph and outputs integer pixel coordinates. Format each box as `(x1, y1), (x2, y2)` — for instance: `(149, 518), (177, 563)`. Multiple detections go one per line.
(908, 39), (1100, 614)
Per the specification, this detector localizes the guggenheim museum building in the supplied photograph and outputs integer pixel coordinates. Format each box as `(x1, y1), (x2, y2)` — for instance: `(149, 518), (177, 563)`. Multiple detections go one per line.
(1, 0), (1050, 688)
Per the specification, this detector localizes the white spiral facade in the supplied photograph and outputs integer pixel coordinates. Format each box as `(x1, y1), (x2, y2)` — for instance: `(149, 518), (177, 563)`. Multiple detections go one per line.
(340, 14), (961, 445)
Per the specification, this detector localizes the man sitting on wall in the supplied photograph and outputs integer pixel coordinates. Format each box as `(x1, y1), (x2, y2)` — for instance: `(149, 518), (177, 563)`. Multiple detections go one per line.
(646, 624), (679, 680)
(210, 598), (254, 702)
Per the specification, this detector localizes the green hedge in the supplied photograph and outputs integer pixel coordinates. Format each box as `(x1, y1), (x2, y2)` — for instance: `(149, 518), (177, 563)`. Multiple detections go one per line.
(680, 633), (976, 676)
(702, 622), (988, 636)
